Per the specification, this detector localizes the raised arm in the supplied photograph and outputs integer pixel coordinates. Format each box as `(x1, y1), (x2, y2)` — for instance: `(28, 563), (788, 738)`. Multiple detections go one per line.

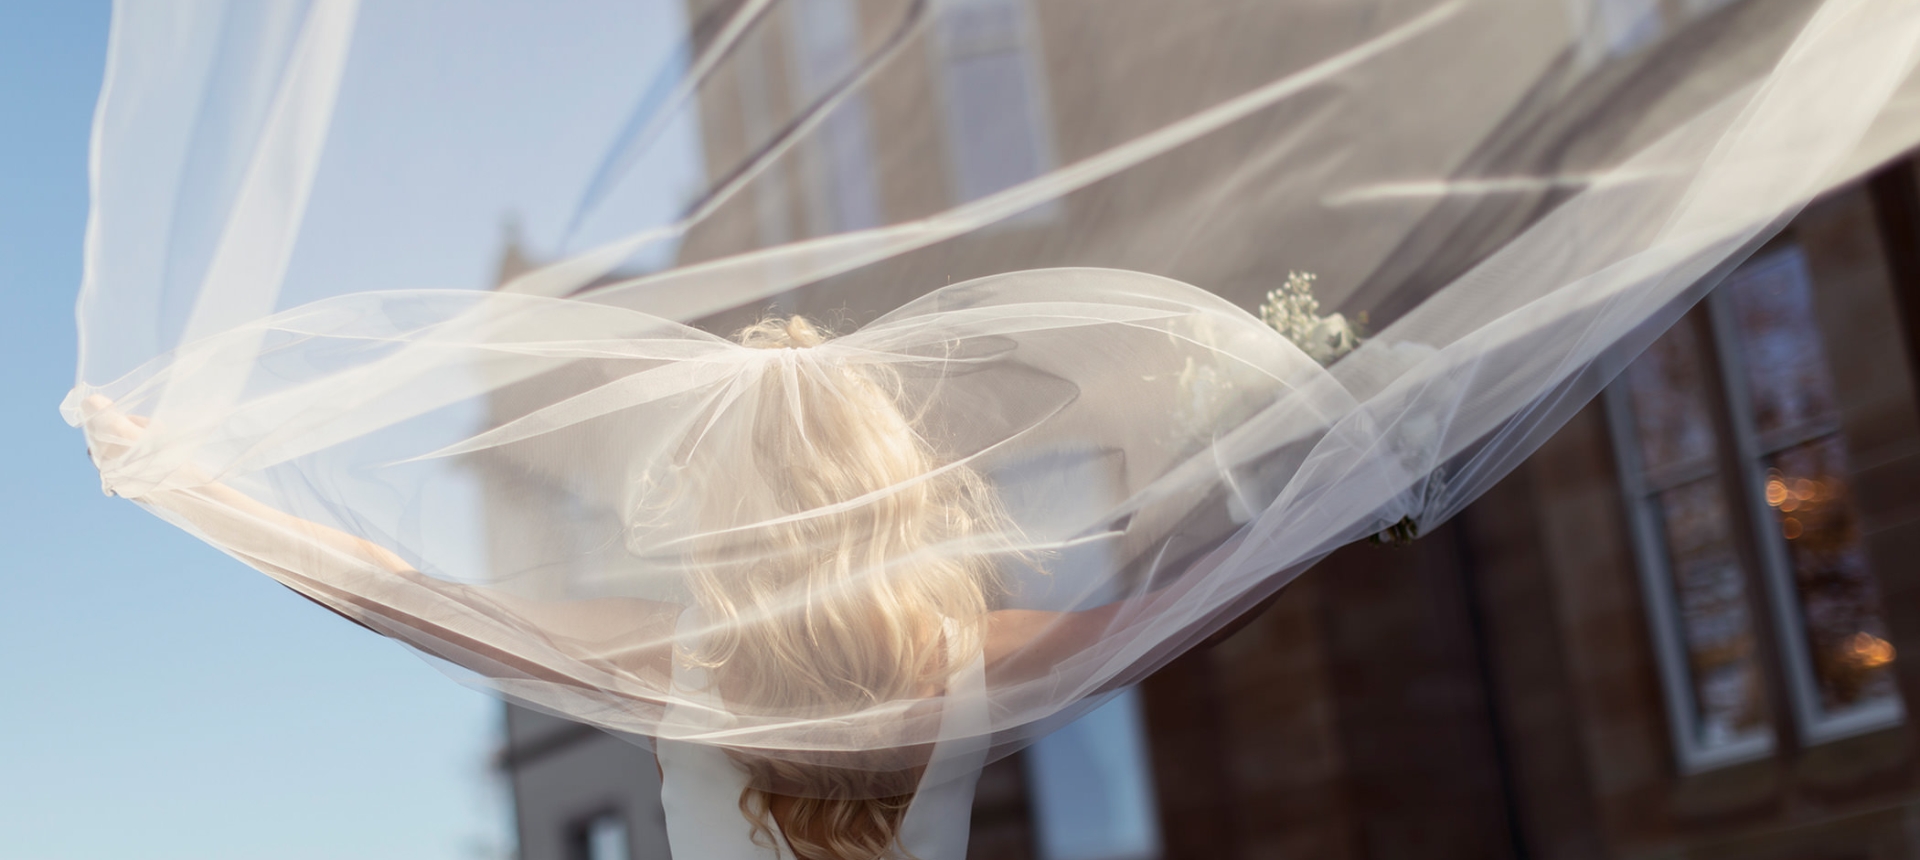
(984, 604), (1126, 680)
(81, 396), (678, 674)
(984, 582), (1286, 685)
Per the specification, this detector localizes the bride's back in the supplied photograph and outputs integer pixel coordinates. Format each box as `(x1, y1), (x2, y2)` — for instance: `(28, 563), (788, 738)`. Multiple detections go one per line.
(659, 609), (991, 860)
(667, 317), (1008, 860)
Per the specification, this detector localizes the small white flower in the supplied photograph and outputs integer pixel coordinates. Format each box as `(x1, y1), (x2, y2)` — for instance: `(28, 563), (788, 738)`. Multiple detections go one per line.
(1259, 271), (1362, 365)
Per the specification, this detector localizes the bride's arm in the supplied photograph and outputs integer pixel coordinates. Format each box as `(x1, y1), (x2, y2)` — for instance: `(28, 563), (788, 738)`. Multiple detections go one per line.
(984, 586), (1285, 682)
(82, 397), (677, 667)
(984, 606), (1123, 679)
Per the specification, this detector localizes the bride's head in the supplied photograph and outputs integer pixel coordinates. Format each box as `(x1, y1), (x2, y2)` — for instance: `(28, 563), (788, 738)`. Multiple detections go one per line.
(681, 315), (1005, 860)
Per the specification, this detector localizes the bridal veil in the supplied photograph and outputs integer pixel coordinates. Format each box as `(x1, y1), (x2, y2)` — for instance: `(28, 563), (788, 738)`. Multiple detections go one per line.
(65, 0), (1920, 795)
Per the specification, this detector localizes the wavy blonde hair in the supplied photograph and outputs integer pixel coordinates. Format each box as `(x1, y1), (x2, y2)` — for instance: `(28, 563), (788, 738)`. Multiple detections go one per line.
(682, 316), (1005, 860)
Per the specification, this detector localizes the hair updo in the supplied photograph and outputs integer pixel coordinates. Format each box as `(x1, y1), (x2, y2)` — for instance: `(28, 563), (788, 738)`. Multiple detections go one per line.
(734, 315), (829, 350)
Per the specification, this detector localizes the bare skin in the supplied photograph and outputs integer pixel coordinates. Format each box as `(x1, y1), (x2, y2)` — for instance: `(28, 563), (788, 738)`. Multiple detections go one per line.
(83, 397), (1115, 672)
(86, 396), (1269, 852)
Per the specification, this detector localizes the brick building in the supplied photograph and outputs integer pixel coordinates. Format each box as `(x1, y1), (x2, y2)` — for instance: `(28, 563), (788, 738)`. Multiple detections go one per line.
(492, 1), (1920, 857)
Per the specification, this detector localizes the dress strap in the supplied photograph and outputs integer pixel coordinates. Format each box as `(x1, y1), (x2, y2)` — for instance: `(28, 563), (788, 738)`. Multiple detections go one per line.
(657, 608), (795, 860)
(657, 611), (989, 860)
(896, 619), (990, 858)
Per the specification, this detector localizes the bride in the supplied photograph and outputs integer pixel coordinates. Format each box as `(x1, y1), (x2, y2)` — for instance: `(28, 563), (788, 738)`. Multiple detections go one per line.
(83, 312), (1181, 860)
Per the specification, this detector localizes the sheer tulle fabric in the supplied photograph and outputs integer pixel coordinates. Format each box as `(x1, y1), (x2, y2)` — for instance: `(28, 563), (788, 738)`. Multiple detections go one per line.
(66, 0), (1920, 796)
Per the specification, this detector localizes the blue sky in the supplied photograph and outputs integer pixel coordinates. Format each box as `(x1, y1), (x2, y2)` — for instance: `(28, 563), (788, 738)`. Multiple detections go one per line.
(1, 2), (707, 856)
(0, 4), (1160, 859)
(0, 4), (508, 857)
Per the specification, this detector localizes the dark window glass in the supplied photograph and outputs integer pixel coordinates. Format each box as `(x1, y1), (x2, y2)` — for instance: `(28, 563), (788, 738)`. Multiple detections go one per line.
(1622, 313), (1773, 756)
(1763, 435), (1899, 712)
(1624, 319), (1718, 473)
(1723, 249), (1839, 437)
(1655, 478), (1771, 747)
(570, 812), (629, 860)
(1723, 246), (1899, 721)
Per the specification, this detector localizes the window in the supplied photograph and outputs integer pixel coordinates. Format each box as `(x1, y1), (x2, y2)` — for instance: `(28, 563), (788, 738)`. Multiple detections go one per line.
(1572, 0), (1740, 61)
(1610, 311), (1775, 768)
(1587, 0), (1664, 56)
(788, 0), (883, 233)
(934, 0), (1056, 210)
(1711, 249), (1903, 741)
(1026, 689), (1163, 860)
(568, 811), (630, 860)
(991, 447), (1161, 859)
(1608, 244), (1903, 772)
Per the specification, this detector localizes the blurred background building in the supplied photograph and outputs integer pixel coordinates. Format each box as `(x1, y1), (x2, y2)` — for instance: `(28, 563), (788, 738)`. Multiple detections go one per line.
(490, 0), (1920, 857)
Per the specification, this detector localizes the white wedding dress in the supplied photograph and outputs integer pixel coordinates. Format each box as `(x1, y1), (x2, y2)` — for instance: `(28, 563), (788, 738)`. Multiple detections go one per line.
(656, 615), (989, 860)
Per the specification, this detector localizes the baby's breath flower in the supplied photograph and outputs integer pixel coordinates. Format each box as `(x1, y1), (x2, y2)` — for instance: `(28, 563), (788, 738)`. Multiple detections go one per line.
(1259, 272), (1361, 365)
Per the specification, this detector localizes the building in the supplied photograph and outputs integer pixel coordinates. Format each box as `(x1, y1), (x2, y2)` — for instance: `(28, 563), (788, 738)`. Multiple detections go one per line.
(1135, 165), (1920, 859)
(493, 1), (1920, 857)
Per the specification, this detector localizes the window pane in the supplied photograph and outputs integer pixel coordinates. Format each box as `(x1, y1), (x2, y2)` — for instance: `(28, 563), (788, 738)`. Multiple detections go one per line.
(938, 0), (1050, 205)
(1763, 435), (1899, 713)
(1678, 0), (1737, 15)
(790, 0), (882, 231)
(790, 0), (860, 85)
(575, 812), (628, 860)
(1592, 0), (1664, 56)
(817, 100), (883, 230)
(941, 0), (1025, 57)
(1002, 450), (1158, 859)
(1624, 319), (1718, 474)
(1655, 478), (1771, 748)
(944, 51), (1048, 202)
(1026, 688), (1162, 860)
(1723, 247), (1839, 437)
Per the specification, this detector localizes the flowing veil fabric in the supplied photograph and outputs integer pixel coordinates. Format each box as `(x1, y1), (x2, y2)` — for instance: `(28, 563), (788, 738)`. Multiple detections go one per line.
(64, 0), (1920, 796)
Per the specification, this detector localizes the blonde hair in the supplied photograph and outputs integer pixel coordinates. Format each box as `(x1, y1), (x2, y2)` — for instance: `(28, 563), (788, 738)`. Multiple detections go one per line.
(683, 316), (1004, 860)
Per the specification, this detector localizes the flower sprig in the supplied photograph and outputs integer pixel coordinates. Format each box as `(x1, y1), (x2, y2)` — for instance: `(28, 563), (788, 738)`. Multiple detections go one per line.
(1259, 271), (1362, 365)
(1261, 272), (1423, 545)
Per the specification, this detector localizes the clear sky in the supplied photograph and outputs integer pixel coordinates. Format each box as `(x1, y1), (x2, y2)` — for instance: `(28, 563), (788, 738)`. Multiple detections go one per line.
(0, 4), (509, 858)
